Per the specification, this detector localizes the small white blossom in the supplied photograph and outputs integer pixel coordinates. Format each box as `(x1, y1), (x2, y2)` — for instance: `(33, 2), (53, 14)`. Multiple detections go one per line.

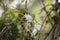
(8, 0), (18, 9)
(58, 0), (60, 3)
(31, 23), (41, 36)
(24, 14), (33, 22)
(31, 28), (37, 36)
(34, 23), (41, 30)
(0, 8), (4, 18)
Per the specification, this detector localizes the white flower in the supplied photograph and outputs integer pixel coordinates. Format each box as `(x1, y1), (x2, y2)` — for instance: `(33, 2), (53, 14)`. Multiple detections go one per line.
(31, 28), (37, 36)
(8, 0), (18, 9)
(31, 23), (41, 36)
(34, 23), (41, 30)
(0, 8), (4, 18)
(24, 14), (33, 22)
(58, 0), (60, 3)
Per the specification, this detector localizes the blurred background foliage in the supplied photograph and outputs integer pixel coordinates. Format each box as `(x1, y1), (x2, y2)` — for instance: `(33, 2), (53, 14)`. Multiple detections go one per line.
(0, 0), (60, 40)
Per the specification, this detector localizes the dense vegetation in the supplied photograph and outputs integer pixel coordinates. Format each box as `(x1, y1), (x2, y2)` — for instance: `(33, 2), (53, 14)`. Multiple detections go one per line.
(0, 0), (60, 40)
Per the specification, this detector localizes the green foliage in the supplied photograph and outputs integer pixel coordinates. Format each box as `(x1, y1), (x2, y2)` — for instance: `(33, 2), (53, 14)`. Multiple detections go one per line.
(9, 23), (19, 40)
(0, 8), (27, 40)
(52, 15), (57, 22)
(0, 0), (59, 40)
(0, 18), (5, 27)
(0, 16), (6, 31)
(2, 9), (26, 25)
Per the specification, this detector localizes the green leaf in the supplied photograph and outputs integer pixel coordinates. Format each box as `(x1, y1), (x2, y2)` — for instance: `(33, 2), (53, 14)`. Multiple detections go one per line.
(0, 18), (5, 27)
